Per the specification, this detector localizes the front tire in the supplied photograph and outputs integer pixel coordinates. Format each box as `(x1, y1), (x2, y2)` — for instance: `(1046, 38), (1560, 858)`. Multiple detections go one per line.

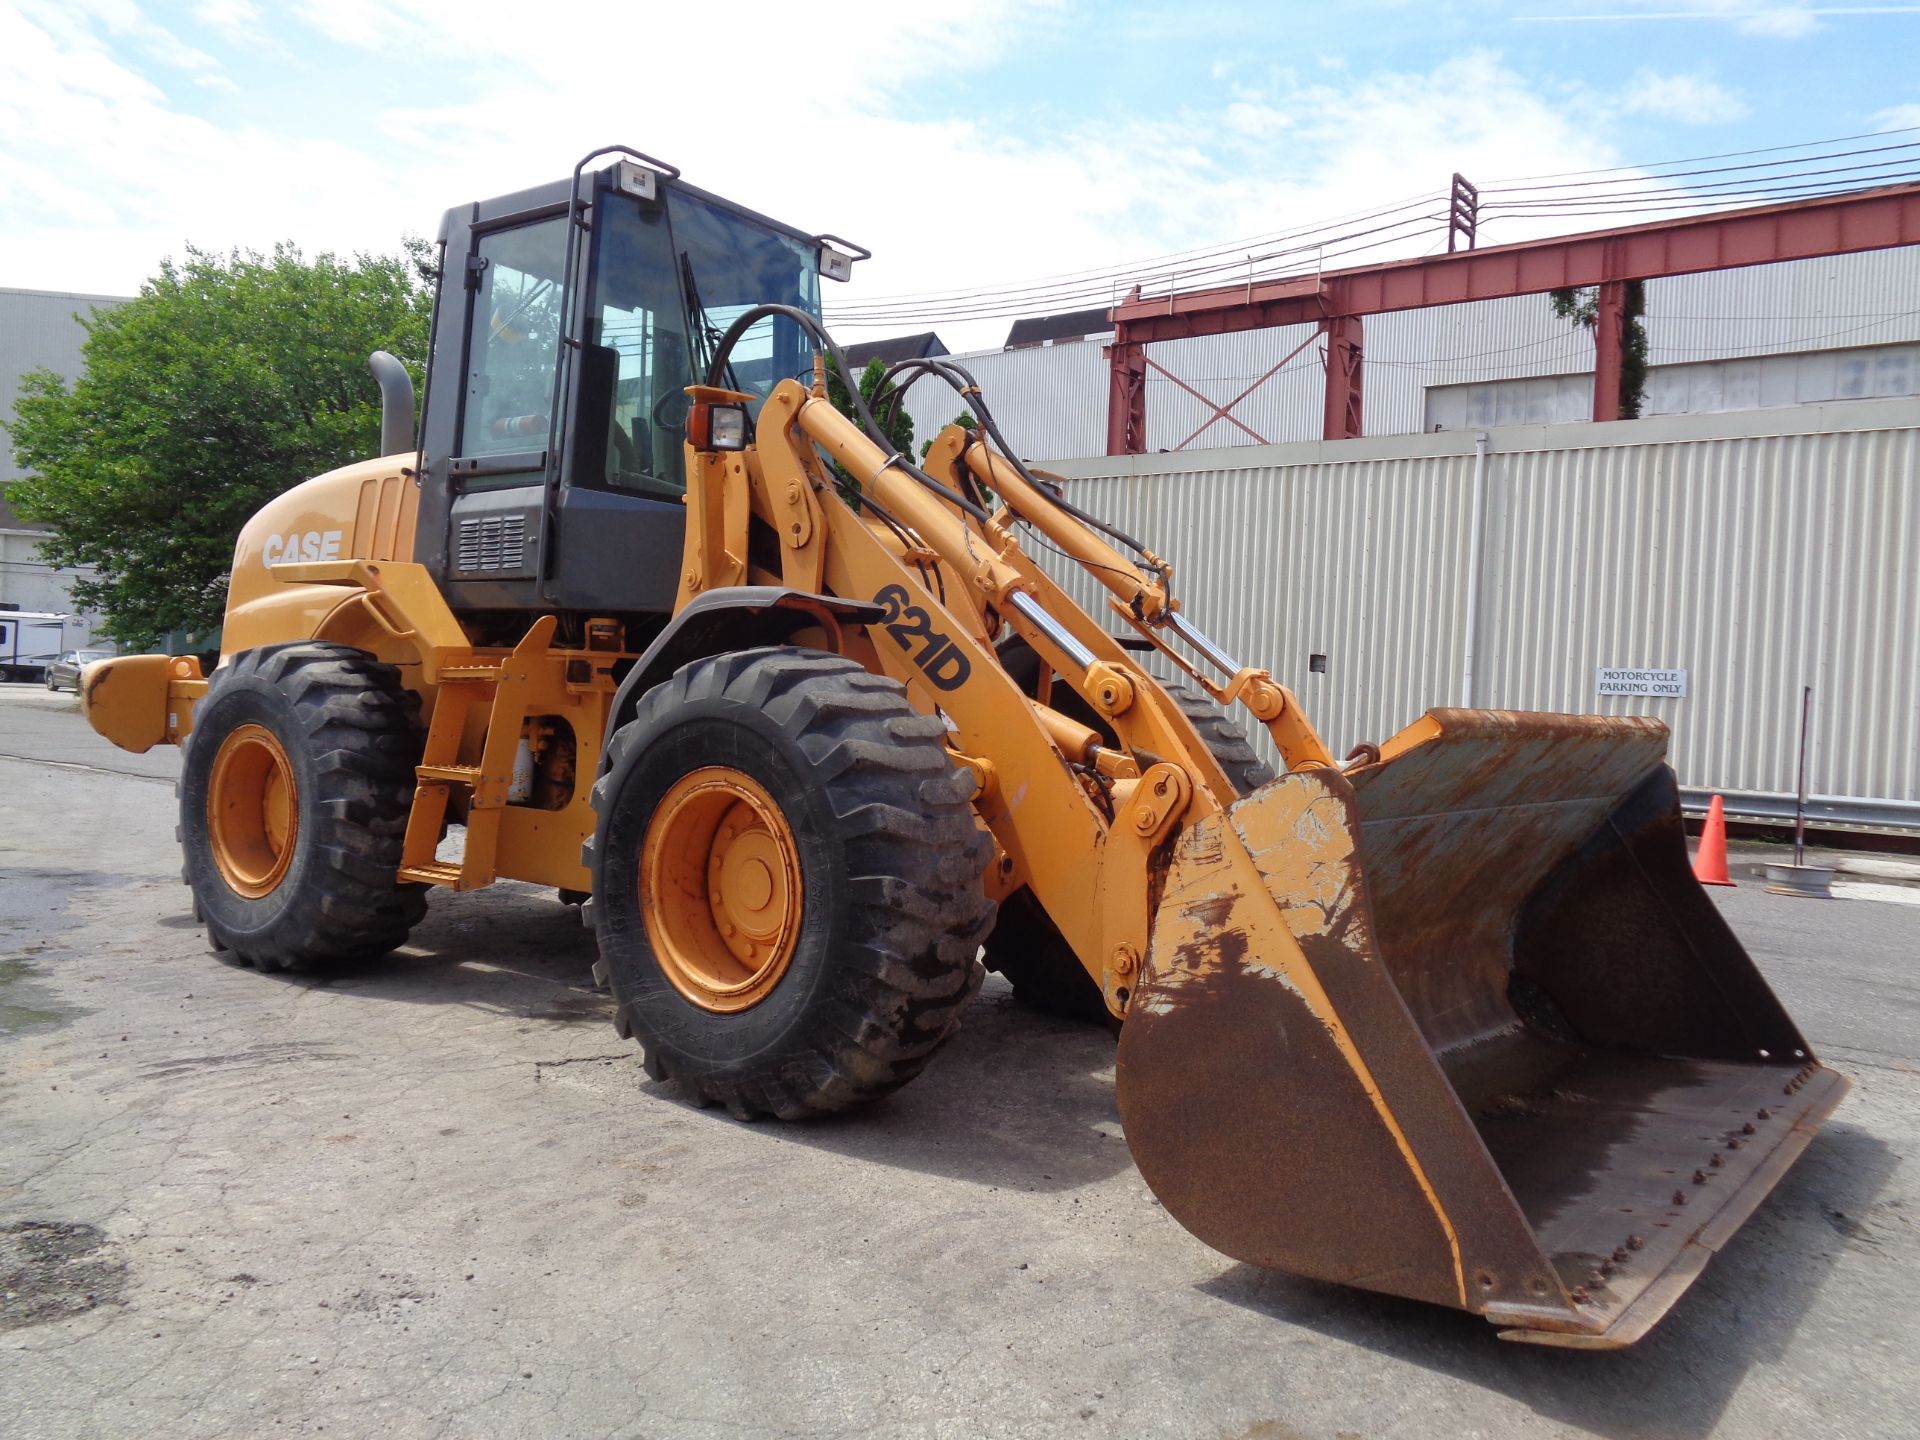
(179, 643), (427, 970)
(585, 647), (994, 1119)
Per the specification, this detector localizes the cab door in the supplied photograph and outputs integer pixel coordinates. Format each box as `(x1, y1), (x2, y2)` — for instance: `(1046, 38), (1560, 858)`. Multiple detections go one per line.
(435, 214), (568, 612)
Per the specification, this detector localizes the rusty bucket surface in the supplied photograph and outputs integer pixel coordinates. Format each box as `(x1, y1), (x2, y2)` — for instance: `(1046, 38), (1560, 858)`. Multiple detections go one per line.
(1116, 709), (1848, 1348)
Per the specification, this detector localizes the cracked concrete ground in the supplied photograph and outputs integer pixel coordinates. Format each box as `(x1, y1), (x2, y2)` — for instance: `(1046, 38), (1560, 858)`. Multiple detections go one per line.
(2, 683), (1916, 1439)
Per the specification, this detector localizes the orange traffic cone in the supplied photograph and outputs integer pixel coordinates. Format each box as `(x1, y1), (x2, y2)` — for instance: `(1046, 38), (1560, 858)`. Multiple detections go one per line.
(1694, 794), (1735, 887)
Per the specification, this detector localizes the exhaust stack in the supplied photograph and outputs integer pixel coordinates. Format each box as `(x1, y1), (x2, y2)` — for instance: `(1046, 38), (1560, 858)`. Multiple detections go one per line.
(368, 350), (415, 459)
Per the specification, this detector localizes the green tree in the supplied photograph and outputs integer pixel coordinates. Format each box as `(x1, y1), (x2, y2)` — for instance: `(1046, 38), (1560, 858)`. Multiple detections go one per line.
(1548, 281), (1649, 419)
(920, 410), (977, 460)
(825, 357), (914, 490)
(5, 242), (434, 648)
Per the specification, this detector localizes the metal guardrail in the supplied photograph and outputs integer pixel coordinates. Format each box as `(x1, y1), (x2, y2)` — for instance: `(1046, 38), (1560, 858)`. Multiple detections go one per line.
(1679, 788), (1920, 835)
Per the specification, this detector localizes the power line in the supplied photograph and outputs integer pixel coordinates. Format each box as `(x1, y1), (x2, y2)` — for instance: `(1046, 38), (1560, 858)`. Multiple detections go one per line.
(1482, 124), (1920, 183)
(824, 127), (1920, 334)
(823, 187), (1450, 309)
(1482, 138), (1920, 194)
(826, 200), (1448, 316)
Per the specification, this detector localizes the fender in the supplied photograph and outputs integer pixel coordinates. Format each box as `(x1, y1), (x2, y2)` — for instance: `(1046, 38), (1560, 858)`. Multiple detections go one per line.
(602, 586), (882, 760)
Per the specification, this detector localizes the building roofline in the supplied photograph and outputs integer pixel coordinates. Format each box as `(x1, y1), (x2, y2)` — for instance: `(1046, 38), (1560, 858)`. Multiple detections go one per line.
(0, 286), (132, 303)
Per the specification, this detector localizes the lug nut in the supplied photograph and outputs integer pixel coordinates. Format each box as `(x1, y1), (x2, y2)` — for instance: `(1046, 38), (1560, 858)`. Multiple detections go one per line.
(1758, 1109), (1771, 1121)
(1672, 1190), (1689, 1206)
(1627, 1234), (1645, 1251)
(1710, 1153), (1725, 1168)
(1612, 1248), (1630, 1264)
(1742, 1122), (1757, 1135)
(1570, 1287), (1590, 1305)
(1693, 1170), (1709, 1184)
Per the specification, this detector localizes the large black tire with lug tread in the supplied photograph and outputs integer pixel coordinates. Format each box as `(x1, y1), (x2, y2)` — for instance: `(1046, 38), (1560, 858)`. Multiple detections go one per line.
(583, 646), (994, 1120)
(178, 642), (427, 970)
(983, 669), (1276, 1023)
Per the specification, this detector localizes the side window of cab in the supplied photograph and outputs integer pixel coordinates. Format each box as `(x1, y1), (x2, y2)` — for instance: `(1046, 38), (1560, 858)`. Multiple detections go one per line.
(459, 217), (569, 469)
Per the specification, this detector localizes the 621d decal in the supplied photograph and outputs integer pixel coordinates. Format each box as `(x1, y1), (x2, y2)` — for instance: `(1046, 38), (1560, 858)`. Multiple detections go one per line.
(872, 584), (972, 691)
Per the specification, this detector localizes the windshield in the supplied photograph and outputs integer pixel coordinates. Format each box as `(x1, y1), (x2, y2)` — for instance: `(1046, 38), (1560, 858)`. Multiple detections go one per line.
(584, 187), (820, 497)
(670, 191), (821, 398)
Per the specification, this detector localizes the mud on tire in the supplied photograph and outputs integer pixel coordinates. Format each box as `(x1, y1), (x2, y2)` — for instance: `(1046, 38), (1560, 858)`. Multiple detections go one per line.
(584, 646), (995, 1120)
(178, 642), (427, 970)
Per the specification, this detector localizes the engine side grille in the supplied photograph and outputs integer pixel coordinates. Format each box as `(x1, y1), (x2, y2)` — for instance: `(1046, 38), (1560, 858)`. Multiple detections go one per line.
(455, 513), (527, 573)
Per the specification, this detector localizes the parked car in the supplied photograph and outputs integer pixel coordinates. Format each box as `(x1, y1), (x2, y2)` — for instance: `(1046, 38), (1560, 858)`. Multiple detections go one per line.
(44, 649), (115, 693)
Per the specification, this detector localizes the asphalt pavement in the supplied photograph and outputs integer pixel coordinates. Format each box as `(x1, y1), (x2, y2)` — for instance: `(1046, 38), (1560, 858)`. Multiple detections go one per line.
(2, 682), (1916, 1439)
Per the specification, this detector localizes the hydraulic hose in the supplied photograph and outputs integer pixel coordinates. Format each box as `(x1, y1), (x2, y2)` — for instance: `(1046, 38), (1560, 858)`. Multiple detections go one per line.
(702, 305), (991, 524)
(873, 353), (1163, 568)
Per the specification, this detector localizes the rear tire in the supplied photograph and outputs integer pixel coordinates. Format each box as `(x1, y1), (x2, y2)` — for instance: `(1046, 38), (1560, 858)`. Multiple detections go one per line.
(178, 643), (427, 970)
(584, 646), (994, 1119)
(984, 670), (1275, 1023)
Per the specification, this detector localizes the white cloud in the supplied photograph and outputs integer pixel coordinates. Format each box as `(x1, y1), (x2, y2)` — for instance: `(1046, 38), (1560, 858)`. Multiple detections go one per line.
(20, 0), (222, 71)
(1732, 7), (1821, 37)
(1619, 68), (1749, 123)
(191, 0), (266, 44)
(194, 0), (258, 26)
(1874, 103), (1920, 129)
(0, 7), (1732, 351)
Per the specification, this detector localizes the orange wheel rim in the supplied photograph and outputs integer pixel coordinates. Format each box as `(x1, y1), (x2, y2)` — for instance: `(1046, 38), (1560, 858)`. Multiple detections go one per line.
(207, 723), (300, 898)
(641, 766), (803, 1013)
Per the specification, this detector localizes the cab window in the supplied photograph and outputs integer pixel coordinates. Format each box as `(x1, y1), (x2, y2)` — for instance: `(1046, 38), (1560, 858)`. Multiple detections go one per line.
(460, 218), (568, 463)
(582, 199), (692, 498)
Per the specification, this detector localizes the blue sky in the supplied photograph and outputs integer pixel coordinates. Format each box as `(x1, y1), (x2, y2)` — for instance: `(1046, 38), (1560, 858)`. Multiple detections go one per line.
(2, 2), (1916, 349)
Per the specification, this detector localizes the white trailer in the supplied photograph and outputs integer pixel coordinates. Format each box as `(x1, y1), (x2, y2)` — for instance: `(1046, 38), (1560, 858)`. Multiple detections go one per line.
(0, 611), (72, 682)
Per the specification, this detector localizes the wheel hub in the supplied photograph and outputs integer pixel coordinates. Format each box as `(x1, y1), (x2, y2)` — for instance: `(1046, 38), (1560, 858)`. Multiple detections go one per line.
(642, 766), (803, 1012)
(206, 723), (299, 898)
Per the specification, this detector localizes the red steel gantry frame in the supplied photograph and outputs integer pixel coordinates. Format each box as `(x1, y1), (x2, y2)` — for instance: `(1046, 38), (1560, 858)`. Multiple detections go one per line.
(1104, 182), (1920, 454)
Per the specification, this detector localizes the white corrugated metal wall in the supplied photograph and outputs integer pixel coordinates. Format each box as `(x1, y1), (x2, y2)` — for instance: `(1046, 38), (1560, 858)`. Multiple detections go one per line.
(893, 248), (1920, 462)
(1039, 397), (1920, 828)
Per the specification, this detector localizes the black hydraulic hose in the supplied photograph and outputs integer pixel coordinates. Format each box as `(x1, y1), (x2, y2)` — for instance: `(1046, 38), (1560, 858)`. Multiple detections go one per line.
(879, 353), (1163, 568)
(929, 356), (1159, 562)
(870, 357), (933, 433)
(868, 358), (994, 509)
(703, 305), (992, 524)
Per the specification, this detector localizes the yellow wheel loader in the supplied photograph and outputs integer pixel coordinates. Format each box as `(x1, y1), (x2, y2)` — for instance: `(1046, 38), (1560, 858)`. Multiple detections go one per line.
(83, 146), (1849, 1348)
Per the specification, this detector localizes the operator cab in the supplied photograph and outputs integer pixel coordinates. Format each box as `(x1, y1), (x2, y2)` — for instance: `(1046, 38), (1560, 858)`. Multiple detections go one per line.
(416, 148), (863, 621)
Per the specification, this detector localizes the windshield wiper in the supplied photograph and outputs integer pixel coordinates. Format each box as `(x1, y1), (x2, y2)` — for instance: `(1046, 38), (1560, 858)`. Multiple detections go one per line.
(679, 252), (742, 394)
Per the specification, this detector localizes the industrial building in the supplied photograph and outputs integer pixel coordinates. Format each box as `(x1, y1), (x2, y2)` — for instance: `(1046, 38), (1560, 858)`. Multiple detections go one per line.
(879, 246), (1920, 460)
(0, 285), (126, 638)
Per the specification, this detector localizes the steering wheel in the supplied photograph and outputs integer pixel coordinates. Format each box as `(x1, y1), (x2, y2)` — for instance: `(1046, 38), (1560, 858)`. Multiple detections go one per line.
(651, 388), (691, 431)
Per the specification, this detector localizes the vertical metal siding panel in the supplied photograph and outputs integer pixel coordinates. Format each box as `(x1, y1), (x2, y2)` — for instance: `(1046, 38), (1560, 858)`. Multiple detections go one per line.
(1822, 426), (1920, 800)
(1026, 405), (1917, 813)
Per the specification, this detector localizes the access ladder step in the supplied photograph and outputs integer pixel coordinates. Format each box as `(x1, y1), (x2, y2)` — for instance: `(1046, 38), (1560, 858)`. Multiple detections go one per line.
(397, 860), (466, 888)
(416, 763), (484, 785)
(438, 664), (502, 684)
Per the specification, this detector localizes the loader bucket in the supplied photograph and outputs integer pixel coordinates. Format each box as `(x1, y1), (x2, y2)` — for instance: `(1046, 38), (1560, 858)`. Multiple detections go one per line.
(1116, 709), (1848, 1348)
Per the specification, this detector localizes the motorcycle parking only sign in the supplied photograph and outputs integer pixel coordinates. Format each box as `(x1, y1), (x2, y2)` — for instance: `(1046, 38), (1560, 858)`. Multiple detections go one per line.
(1597, 666), (1688, 698)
